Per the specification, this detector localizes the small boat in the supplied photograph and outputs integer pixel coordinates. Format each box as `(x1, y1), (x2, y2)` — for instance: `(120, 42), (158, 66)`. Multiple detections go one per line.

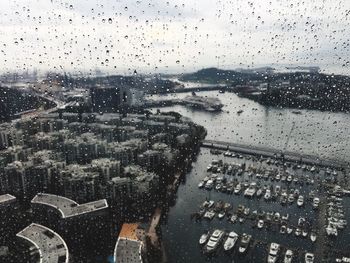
(274, 212), (281, 222)
(215, 183), (222, 191)
(243, 207), (250, 216)
(305, 253), (315, 263)
(207, 200), (215, 208)
(204, 211), (216, 220)
(256, 188), (263, 198)
(312, 197), (320, 209)
(302, 230), (308, 237)
(223, 203), (231, 211)
(298, 217), (306, 226)
(288, 194), (294, 203)
(205, 229), (225, 253)
(284, 249), (293, 263)
(205, 180), (214, 190)
(282, 214), (289, 221)
(310, 232), (317, 242)
(214, 200), (224, 212)
(267, 242), (280, 263)
(297, 195), (304, 207)
(295, 228), (302, 237)
(275, 185), (281, 195)
(230, 214), (238, 223)
(264, 189), (271, 200)
(199, 231), (209, 245)
(234, 183), (242, 194)
(223, 231), (239, 251)
(244, 182), (257, 197)
(198, 181), (204, 188)
(257, 219), (264, 229)
(218, 211), (225, 219)
(238, 233), (251, 253)
(280, 193), (288, 205)
(280, 225), (287, 234)
(287, 227), (293, 234)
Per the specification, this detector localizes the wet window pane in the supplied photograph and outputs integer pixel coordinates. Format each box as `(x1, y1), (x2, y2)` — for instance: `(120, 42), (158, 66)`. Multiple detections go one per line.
(0, 0), (349, 263)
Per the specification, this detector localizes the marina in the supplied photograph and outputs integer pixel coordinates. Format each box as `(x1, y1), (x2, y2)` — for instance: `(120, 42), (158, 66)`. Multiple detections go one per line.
(153, 90), (350, 262)
(161, 147), (350, 263)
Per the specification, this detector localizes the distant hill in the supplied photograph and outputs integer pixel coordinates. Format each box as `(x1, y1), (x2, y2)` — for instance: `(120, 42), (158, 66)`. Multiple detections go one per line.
(180, 67), (266, 84)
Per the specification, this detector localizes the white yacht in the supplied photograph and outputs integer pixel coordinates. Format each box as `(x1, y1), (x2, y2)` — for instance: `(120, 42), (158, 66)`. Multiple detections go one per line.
(205, 179), (214, 190)
(199, 231), (209, 245)
(312, 197), (320, 209)
(198, 181), (204, 188)
(238, 233), (251, 253)
(244, 182), (257, 197)
(204, 211), (216, 220)
(305, 253), (315, 263)
(223, 231), (239, 251)
(284, 249), (293, 263)
(297, 195), (304, 207)
(264, 189), (271, 200)
(310, 232), (317, 242)
(205, 229), (224, 253)
(218, 211), (225, 219)
(267, 243), (280, 263)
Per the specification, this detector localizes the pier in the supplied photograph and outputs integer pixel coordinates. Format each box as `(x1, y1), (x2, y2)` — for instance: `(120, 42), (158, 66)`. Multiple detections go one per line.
(202, 140), (349, 169)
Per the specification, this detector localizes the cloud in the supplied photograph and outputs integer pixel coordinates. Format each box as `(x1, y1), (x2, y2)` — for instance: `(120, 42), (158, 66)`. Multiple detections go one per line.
(0, 0), (349, 75)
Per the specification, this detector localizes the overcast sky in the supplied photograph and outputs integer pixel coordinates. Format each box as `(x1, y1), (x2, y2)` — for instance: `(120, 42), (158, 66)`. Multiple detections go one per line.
(0, 0), (349, 75)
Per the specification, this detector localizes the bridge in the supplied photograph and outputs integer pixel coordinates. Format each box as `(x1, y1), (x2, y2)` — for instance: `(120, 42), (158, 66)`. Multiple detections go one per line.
(202, 140), (349, 169)
(169, 85), (228, 93)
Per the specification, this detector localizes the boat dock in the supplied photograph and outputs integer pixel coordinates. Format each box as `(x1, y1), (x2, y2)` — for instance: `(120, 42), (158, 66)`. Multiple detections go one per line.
(202, 140), (349, 169)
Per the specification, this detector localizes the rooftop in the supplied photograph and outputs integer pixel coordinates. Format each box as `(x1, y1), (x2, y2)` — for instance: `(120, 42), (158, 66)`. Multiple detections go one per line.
(31, 193), (108, 219)
(113, 223), (144, 263)
(114, 238), (143, 263)
(16, 223), (69, 263)
(0, 194), (16, 205)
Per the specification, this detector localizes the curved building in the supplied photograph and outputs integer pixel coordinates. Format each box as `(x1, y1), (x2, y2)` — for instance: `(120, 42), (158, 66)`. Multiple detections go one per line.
(16, 223), (69, 263)
(31, 193), (108, 219)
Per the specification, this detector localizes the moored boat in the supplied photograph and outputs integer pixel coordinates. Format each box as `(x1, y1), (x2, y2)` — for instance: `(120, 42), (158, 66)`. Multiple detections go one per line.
(223, 231), (239, 251)
(267, 242), (280, 263)
(284, 249), (293, 263)
(238, 233), (251, 253)
(305, 252), (315, 263)
(199, 231), (209, 245)
(205, 229), (225, 253)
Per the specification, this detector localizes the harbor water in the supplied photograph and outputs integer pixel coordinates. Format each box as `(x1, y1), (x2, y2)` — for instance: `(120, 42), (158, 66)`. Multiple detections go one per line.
(148, 90), (350, 262)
